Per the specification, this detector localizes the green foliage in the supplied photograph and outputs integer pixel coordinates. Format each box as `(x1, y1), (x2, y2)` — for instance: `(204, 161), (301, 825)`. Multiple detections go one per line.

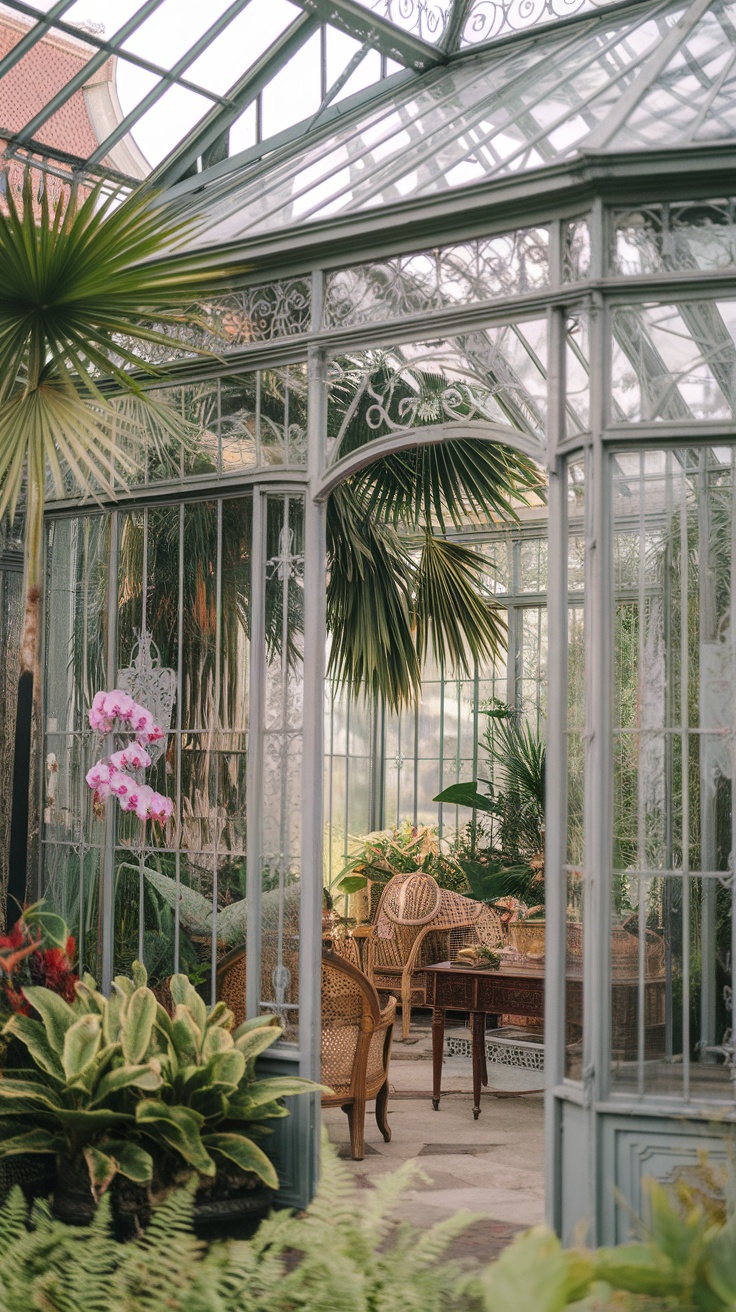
(2, 1125), (736, 1312)
(435, 705), (546, 908)
(336, 822), (466, 898)
(0, 1145), (478, 1312)
(0, 964), (318, 1199)
(4, 1147), (736, 1312)
(469, 1169), (736, 1312)
(0, 170), (242, 617)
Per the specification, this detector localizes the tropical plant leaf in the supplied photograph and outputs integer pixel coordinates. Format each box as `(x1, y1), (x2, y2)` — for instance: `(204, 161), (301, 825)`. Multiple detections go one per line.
(234, 1077), (326, 1113)
(84, 1145), (119, 1196)
(136, 1101), (214, 1176)
(91, 1066), (162, 1105)
(121, 987), (157, 1065)
(413, 533), (505, 676)
(232, 1026), (282, 1062)
(202, 1132), (279, 1190)
(21, 986), (76, 1055)
(434, 781), (496, 813)
(0, 1077), (64, 1112)
(102, 1140), (154, 1186)
(62, 1014), (102, 1082)
(5, 1014), (65, 1080)
(327, 482), (420, 711)
(0, 1128), (64, 1156)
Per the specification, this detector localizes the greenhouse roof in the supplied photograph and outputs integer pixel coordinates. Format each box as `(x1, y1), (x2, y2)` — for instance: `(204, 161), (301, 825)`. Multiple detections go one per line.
(0, 0), (731, 207)
(172, 0), (736, 245)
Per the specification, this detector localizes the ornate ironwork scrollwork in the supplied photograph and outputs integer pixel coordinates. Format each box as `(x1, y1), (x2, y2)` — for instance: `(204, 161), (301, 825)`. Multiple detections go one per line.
(324, 228), (549, 330)
(461, 0), (609, 45)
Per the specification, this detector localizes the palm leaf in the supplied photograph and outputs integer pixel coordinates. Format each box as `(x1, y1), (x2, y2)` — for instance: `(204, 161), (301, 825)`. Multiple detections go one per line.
(326, 482), (420, 711)
(413, 533), (506, 675)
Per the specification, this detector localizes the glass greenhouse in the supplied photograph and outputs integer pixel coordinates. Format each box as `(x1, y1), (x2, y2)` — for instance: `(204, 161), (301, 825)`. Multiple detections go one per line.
(1, 0), (736, 1246)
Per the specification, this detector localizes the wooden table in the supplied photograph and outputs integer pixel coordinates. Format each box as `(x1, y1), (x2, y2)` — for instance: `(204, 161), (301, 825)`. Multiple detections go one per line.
(425, 961), (547, 1120)
(426, 960), (667, 1117)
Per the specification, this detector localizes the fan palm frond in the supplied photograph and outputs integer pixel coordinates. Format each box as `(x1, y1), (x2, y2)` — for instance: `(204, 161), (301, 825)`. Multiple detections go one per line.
(327, 482), (420, 710)
(413, 533), (506, 676)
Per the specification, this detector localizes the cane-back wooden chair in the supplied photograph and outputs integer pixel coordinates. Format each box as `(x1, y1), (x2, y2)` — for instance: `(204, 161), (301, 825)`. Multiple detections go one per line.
(320, 948), (395, 1160)
(372, 869), (503, 1038)
(216, 939), (395, 1161)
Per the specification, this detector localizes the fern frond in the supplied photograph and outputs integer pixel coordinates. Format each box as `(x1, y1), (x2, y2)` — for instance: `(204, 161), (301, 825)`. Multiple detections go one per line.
(0, 1186), (28, 1263)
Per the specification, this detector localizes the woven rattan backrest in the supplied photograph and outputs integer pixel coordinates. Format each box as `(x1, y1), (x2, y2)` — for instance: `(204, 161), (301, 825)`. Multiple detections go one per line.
(372, 871), (503, 968)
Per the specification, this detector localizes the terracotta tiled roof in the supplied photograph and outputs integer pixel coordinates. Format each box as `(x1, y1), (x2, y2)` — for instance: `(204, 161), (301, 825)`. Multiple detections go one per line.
(0, 11), (113, 156)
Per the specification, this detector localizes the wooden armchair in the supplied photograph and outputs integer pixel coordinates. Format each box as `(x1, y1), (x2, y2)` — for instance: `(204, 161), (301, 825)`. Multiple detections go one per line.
(372, 870), (503, 1039)
(216, 940), (395, 1161)
(321, 948), (395, 1161)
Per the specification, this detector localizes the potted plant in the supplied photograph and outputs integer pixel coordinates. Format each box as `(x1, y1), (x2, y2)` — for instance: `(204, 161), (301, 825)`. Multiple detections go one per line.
(0, 904), (79, 1203)
(0, 961), (322, 1230)
(436, 706), (549, 952)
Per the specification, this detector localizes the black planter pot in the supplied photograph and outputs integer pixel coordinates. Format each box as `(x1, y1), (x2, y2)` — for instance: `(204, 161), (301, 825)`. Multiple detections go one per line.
(112, 1166), (275, 1241)
(48, 1155), (276, 1239)
(0, 1153), (55, 1206)
(193, 1172), (276, 1240)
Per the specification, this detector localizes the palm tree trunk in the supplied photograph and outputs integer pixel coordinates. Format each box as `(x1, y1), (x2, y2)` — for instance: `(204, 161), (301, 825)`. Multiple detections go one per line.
(6, 584), (40, 926)
(7, 462), (43, 927)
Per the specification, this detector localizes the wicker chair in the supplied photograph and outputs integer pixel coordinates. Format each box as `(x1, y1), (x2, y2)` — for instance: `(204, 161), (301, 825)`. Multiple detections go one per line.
(371, 870), (503, 1039)
(216, 940), (396, 1161)
(321, 948), (395, 1160)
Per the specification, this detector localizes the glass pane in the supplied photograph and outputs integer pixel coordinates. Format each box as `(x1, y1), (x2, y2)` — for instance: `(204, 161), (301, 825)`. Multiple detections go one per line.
(612, 201), (736, 277)
(42, 496), (253, 991)
(193, 5), (668, 240)
(42, 514), (110, 974)
(327, 329), (548, 466)
(565, 459), (585, 1081)
(566, 311), (590, 434)
(0, 560), (22, 909)
(611, 301), (736, 423)
(610, 447), (736, 1100)
(563, 217), (591, 282)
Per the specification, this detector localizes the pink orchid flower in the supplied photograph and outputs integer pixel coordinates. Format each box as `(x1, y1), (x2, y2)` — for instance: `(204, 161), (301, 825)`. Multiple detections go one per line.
(109, 769), (133, 798)
(85, 761), (111, 790)
(149, 792), (174, 823)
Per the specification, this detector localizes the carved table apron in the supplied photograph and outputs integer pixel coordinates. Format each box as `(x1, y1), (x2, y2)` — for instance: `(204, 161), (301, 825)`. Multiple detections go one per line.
(425, 962), (547, 1120)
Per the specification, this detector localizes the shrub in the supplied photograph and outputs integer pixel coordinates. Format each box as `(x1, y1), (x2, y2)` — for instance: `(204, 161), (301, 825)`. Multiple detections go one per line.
(0, 961), (318, 1207)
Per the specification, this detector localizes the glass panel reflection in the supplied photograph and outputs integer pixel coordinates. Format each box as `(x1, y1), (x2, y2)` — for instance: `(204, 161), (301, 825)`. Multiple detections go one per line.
(610, 448), (736, 1099)
(611, 301), (736, 423)
(565, 460), (585, 1080)
(41, 497), (253, 995)
(613, 201), (736, 277)
(260, 495), (305, 1039)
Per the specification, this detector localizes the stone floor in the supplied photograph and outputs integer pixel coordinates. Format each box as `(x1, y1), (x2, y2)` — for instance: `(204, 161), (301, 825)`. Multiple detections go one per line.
(322, 1013), (545, 1264)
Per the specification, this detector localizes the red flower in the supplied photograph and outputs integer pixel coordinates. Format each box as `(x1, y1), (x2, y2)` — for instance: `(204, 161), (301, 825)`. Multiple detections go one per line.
(28, 946), (79, 1002)
(2, 984), (30, 1016)
(0, 922), (25, 951)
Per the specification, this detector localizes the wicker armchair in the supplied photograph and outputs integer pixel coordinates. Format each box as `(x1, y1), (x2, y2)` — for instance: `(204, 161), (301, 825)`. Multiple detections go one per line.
(321, 948), (395, 1160)
(216, 940), (395, 1161)
(372, 870), (503, 1039)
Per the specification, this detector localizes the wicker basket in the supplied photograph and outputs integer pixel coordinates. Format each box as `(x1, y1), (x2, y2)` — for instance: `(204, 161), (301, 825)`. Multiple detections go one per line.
(507, 919), (584, 961)
(508, 920), (546, 958)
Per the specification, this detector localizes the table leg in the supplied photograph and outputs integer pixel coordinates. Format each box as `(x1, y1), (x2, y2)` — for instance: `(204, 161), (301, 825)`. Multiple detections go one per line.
(432, 1006), (444, 1110)
(471, 1011), (485, 1120)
